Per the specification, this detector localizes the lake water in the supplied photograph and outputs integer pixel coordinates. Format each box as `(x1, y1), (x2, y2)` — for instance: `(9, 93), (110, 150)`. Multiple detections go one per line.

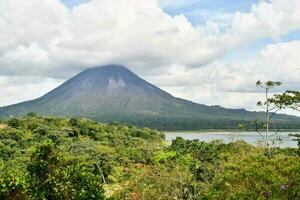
(164, 131), (299, 148)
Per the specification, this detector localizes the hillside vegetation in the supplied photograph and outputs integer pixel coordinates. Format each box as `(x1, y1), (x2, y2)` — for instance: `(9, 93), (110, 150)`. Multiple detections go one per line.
(0, 115), (300, 199)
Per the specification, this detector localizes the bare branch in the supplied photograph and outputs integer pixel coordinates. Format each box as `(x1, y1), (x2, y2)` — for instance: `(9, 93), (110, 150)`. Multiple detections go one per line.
(269, 108), (281, 120)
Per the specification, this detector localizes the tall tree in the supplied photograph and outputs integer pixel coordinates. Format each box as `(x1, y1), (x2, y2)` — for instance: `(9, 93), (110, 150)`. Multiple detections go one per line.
(256, 81), (282, 156)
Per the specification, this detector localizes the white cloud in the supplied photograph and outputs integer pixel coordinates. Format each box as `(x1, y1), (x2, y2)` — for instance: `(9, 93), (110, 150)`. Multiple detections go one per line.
(149, 40), (300, 114)
(0, 76), (62, 106)
(1, 0), (299, 78)
(0, 0), (68, 54)
(198, 0), (300, 58)
(259, 41), (300, 85)
(0, 0), (300, 114)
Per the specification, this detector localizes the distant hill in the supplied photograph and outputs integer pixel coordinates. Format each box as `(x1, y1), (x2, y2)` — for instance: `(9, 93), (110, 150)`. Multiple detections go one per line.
(1, 64), (300, 130)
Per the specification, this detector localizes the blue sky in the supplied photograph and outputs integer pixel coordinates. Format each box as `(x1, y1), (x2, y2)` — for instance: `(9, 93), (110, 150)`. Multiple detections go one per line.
(61, 0), (259, 25)
(161, 0), (259, 25)
(61, 0), (90, 8)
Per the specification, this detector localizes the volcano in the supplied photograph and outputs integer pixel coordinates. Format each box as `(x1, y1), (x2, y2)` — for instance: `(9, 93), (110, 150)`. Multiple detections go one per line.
(1, 64), (299, 130)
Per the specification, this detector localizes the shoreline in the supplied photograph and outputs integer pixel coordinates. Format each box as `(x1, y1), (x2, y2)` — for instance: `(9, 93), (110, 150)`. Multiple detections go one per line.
(163, 129), (300, 133)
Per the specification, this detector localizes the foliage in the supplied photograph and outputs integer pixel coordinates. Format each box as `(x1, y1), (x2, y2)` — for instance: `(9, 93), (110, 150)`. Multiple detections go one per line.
(0, 115), (299, 199)
(272, 90), (300, 111)
(201, 147), (300, 199)
(271, 90), (300, 153)
(0, 116), (163, 199)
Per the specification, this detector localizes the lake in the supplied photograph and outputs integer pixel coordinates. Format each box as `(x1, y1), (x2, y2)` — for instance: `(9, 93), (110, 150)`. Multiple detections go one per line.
(164, 131), (299, 148)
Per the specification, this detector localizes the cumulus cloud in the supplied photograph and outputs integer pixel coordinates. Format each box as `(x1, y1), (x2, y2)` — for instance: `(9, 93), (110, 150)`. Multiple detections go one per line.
(0, 0), (300, 113)
(199, 0), (300, 56)
(151, 40), (300, 112)
(0, 76), (62, 106)
(1, 0), (299, 78)
(1, 0), (211, 77)
(259, 41), (300, 85)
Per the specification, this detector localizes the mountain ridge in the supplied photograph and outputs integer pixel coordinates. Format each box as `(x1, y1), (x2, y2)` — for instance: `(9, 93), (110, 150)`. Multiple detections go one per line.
(1, 64), (299, 130)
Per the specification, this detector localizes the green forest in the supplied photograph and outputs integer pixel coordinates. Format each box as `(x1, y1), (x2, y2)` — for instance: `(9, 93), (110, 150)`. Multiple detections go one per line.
(0, 114), (299, 199)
